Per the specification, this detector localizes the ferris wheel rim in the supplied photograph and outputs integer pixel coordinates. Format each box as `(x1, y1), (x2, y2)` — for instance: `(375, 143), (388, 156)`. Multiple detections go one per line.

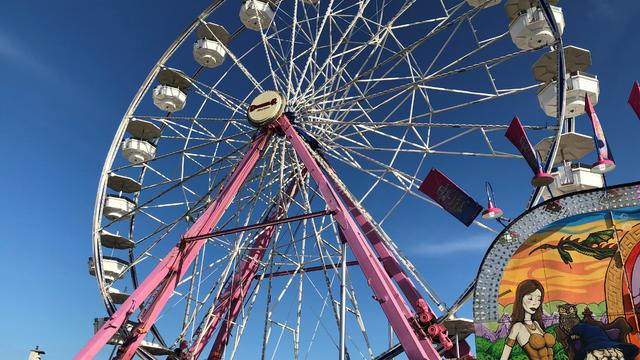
(90, 0), (571, 357)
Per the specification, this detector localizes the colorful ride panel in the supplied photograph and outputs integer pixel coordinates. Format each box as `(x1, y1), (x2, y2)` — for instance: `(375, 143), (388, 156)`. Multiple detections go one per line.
(474, 182), (640, 360)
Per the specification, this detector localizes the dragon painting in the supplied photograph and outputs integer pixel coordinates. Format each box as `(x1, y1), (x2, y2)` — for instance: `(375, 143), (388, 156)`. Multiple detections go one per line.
(529, 229), (618, 265)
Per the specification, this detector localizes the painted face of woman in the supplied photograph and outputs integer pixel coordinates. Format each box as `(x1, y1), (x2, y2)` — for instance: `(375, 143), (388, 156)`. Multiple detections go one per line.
(522, 289), (542, 315)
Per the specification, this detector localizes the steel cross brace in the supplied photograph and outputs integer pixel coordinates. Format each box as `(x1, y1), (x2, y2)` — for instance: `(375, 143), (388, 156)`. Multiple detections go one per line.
(187, 172), (306, 360)
(74, 130), (274, 360)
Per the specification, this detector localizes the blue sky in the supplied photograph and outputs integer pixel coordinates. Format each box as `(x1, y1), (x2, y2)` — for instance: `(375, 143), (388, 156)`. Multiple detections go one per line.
(1, 1), (639, 359)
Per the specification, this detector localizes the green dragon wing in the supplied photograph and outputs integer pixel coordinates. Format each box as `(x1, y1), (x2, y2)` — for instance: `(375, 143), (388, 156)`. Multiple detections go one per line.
(581, 229), (615, 247)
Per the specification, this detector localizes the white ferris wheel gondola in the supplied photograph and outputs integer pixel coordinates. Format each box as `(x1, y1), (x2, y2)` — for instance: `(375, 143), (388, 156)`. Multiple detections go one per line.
(152, 68), (191, 112)
(505, 0), (565, 50)
(194, 22), (230, 68)
(535, 131), (603, 200)
(534, 46), (600, 118)
(120, 118), (161, 164)
(239, 0), (275, 31)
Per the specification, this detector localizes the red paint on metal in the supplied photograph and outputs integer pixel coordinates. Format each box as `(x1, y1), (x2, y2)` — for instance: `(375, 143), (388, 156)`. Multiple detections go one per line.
(78, 114), (446, 360)
(199, 175), (305, 360)
(327, 167), (440, 329)
(629, 81), (640, 120)
(584, 94), (615, 171)
(505, 117), (542, 174)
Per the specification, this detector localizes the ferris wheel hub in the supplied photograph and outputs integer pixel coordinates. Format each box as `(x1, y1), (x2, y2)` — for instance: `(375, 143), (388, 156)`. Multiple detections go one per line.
(247, 90), (286, 127)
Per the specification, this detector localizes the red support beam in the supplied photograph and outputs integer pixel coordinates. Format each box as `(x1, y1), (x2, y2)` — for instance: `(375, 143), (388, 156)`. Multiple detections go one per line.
(183, 210), (332, 242)
(189, 173), (305, 359)
(255, 260), (361, 279)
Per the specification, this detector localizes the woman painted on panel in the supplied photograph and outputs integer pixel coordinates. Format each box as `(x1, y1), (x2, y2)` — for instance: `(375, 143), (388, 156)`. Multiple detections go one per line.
(500, 279), (556, 360)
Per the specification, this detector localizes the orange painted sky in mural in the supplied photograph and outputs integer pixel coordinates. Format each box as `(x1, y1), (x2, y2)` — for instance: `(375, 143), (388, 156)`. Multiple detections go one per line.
(498, 229), (613, 306)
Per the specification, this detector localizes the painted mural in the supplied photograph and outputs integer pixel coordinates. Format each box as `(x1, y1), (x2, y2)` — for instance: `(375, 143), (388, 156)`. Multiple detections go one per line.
(476, 206), (640, 360)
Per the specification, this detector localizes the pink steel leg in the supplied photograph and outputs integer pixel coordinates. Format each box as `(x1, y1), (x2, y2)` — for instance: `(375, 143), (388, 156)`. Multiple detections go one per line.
(186, 174), (305, 360)
(276, 115), (441, 360)
(330, 175), (430, 314)
(74, 130), (273, 360)
(330, 177), (455, 351)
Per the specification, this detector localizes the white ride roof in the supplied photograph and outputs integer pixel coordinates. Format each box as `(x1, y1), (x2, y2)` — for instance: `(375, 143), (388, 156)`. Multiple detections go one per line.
(532, 46), (592, 83)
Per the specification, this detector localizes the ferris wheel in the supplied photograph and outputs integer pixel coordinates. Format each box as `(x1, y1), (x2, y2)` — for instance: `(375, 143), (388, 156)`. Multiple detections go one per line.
(76, 0), (601, 359)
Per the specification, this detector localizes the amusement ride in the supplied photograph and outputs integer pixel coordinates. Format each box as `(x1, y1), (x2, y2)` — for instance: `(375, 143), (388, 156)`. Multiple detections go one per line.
(75, 0), (640, 359)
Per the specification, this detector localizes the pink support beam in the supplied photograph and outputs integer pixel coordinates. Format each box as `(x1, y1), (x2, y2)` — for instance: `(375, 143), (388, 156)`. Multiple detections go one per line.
(74, 130), (273, 360)
(276, 115), (442, 360)
(325, 154), (455, 353)
(330, 174), (430, 316)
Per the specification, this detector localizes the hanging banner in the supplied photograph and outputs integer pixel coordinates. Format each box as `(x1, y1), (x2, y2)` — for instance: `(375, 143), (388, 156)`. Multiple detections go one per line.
(629, 81), (640, 120)
(505, 117), (543, 175)
(585, 95), (614, 164)
(419, 168), (482, 226)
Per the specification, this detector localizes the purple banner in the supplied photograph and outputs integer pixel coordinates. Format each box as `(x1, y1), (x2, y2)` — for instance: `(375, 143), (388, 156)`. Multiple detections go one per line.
(584, 95), (612, 163)
(419, 169), (482, 226)
(505, 117), (542, 175)
(629, 81), (640, 120)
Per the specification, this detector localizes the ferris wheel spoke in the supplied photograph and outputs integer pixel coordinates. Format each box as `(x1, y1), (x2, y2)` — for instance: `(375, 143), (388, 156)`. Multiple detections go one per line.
(297, 0), (417, 103)
(297, 0), (376, 103)
(291, 0), (337, 101)
(109, 129), (252, 174)
(300, 0), (467, 106)
(178, 73), (249, 114)
(311, 47), (537, 113)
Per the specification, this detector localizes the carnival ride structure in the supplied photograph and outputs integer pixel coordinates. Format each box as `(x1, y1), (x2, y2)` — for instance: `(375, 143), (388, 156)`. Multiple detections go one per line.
(75, 0), (634, 359)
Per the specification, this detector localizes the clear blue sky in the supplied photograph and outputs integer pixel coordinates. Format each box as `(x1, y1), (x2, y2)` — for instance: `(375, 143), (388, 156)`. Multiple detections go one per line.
(1, 1), (639, 359)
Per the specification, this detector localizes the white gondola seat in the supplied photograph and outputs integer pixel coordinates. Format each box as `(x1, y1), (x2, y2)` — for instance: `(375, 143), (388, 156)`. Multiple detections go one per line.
(537, 72), (599, 118)
(103, 195), (136, 221)
(106, 287), (130, 304)
(532, 46), (598, 118)
(506, 0), (564, 50)
(194, 23), (230, 68)
(153, 85), (187, 112)
(466, 0), (501, 8)
(88, 256), (129, 283)
(534, 132), (594, 166)
(152, 68), (191, 112)
(239, 0), (275, 31)
(121, 138), (156, 164)
(541, 163), (604, 200)
(94, 318), (173, 355)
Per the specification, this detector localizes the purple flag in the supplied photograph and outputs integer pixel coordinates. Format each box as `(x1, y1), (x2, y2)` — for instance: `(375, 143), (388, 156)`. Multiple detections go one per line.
(629, 81), (640, 120)
(505, 117), (543, 175)
(419, 169), (482, 226)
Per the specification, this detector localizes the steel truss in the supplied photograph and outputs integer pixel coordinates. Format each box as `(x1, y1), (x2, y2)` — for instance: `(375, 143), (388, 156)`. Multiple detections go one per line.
(76, 115), (464, 360)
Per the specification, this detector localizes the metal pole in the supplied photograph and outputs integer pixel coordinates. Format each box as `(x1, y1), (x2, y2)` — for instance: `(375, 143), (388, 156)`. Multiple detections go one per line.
(339, 239), (347, 360)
